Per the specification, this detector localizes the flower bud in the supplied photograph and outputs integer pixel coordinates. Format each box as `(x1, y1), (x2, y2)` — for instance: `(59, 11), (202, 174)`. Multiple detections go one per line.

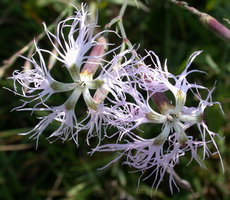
(199, 13), (230, 43)
(81, 36), (107, 76)
(152, 92), (172, 114)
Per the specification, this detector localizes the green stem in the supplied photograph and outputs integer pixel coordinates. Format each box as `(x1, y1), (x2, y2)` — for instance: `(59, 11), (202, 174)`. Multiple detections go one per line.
(120, 0), (128, 17)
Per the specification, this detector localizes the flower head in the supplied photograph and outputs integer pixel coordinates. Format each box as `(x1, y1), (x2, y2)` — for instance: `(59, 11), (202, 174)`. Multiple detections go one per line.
(9, 4), (135, 147)
(93, 50), (223, 191)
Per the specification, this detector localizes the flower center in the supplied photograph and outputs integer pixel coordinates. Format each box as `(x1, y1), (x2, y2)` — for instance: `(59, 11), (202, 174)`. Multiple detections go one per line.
(166, 111), (180, 123)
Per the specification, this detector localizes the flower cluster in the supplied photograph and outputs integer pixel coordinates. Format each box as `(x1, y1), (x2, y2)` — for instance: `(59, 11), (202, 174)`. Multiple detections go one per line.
(10, 4), (223, 191)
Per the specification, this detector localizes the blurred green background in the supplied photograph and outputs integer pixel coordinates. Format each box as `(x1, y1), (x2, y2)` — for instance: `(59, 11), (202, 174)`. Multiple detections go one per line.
(0, 0), (230, 199)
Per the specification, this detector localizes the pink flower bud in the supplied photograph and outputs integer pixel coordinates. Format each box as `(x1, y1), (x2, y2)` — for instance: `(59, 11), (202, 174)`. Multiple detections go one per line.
(81, 37), (107, 76)
(199, 13), (230, 43)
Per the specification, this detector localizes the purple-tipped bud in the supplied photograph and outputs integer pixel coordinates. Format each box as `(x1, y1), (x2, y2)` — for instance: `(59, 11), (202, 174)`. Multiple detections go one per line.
(171, 1), (230, 44)
(199, 13), (230, 43)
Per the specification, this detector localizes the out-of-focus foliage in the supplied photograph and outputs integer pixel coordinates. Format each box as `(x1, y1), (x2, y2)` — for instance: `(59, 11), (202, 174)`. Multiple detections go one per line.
(0, 0), (229, 199)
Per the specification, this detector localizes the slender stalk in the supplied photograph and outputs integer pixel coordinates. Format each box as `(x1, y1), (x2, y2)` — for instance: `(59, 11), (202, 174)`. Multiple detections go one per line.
(120, 0), (128, 17)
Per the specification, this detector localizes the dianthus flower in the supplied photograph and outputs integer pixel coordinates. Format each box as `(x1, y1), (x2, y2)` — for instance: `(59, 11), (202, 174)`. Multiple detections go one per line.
(93, 50), (223, 191)
(9, 4), (134, 147)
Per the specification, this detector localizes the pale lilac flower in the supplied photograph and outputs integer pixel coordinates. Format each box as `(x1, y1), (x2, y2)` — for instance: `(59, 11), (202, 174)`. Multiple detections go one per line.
(93, 50), (223, 191)
(9, 4), (136, 146)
